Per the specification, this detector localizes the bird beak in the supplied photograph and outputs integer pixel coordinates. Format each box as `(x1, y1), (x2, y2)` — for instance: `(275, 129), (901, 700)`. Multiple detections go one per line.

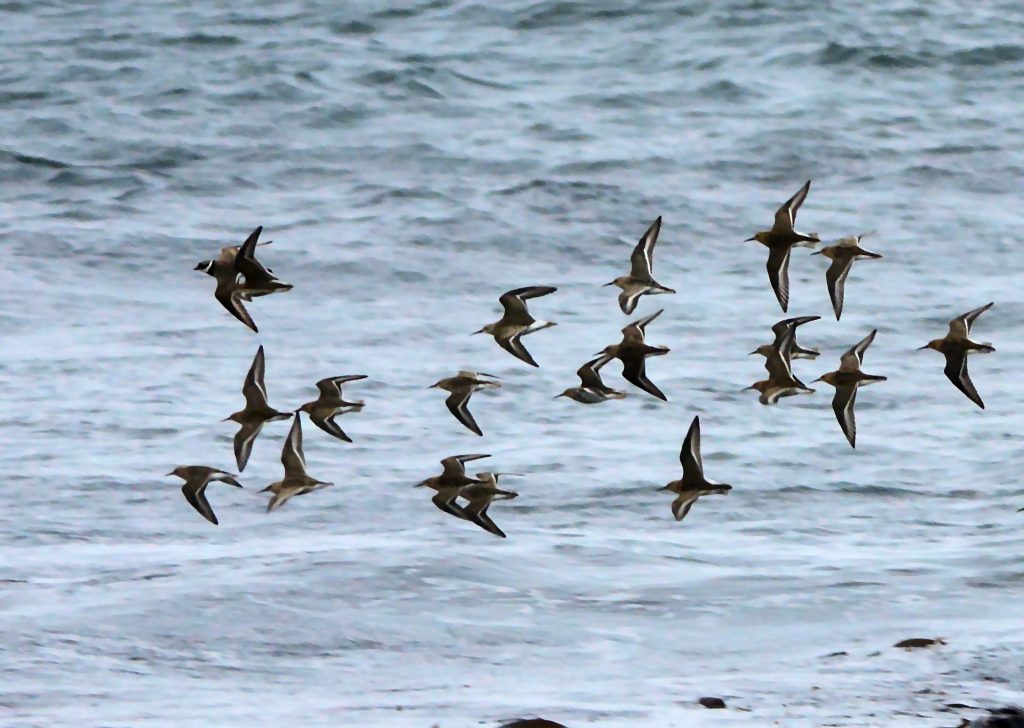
(471, 328), (485, 335)
(428, 383), (439, 388)
(810, 250), (823, 255)
(747, 349), (759, 356)
(602, 281), (616, 287)
(744, 236), (756, 242)
(165, 470), (175, 476)
(553, 393), (565, 399)
(740, 385), (756, 392)
(656, 485), (671, 491)
(915, 344), (929, 351)
(811, 376), (823, 383)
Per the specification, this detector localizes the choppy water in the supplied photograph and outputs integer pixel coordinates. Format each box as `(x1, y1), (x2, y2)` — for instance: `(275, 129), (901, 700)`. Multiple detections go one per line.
(2, 1), (1024, 726)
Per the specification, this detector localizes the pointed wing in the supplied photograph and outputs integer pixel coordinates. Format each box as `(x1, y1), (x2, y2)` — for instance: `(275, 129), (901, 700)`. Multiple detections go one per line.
(770, 315), (820, 340)
(831, 385), (858, 448)
(622, 354), (668, 401)
(629, 216), (662, 280)
(621, 308), (663, 342)
(577, 355), (612, 390)
(498, 286), (556, 325)
(431, 490), (469, 520)
(466, 506), (507, 538)
(839, 329), (877, 372)
(310, 414), (352, 443)
(214, 281), (258, 333)
(764, 329), (796, 381)
(281, 416), (307, 477)
(497, 332), (539, 367)
(943, 349), (985, 409)
(618, 285), (645, 315)
(233, 421), (265, 472)
(315, 377), (342, 398)
(440, 453), (489, 480)
(235, 226), (278, 284)
(679, 416), (704, 480)
(242, 345), (270, 408)
(766, 246), (792, 312)
(671, 493), (698, 521)
(181, 481), (218, 525)
(445, 390), (483, 435)
(948, 302), (993, 340)
(825, 255), (854, 321)
(772, 180), (811, 234)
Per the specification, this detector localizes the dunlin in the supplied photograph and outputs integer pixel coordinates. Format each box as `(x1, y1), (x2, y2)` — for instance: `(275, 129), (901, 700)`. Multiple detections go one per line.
(745, 326), (815, 404)
(415, 453), (491, 521)
(811, 233), (882, 320)
(474, 286), (557, 367)
(918, 302), (995, 409)
(224, 345), (293, 471)
(430, 371), (501, 436)
(745, 180), (820, 312)
(461, 472), (520, 538)
(658, 416), (732, 521)
(605, 216), (676, 314)
(167, 465), (243, 526)
(749, 315), (821, 360)
(233, 226), (292, 296)
(596, 308), (670, 401)
(813, 329), (887, 447)
(297, 374), (367, 442)
(554, 354), (626, 404)
(260, 415), (333, 512)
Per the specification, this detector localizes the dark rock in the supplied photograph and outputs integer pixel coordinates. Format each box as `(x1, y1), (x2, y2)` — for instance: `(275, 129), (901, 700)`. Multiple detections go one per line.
(698, 697), (727, 709)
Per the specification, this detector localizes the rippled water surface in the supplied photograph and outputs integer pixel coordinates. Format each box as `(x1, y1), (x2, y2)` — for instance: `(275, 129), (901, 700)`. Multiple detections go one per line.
(2, 1), (1024, 725)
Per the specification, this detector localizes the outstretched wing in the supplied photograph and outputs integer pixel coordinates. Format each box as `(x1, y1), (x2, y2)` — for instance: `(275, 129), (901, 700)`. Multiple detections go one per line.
(445, 390), (483, 436)
(242, 345), (269, 408)
(679, 416), (704, 479)
(948, 302), (993, 340)
(943, 349), (985, 409)
(281, 416), (307, 477)
(772, 180), (811, 233)
(629, 216), (662, 281)
(825, 255), (854, 321)
(831, 385), (858, 448)
(766, 246), (792, 312)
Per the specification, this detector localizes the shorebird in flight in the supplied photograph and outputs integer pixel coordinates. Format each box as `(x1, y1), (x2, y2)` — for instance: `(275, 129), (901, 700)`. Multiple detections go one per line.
(554, 354), (626, 404)
(415, 453), (490, 521)
(167, 466), (243, 526)
(749, 315), (821, 361)
(474, 286), (557, 367)
(430, 371), (501, 436)
(224, 346), (292, 471)
(194, 226), (292, 332)
(596, 309), (671, 401)
(658, 416), (732, 521)
(297, 374), (367, 442)
(918, 302), (995, 409)
(811, 232), (882, 320)
(461, 472), (520, 538)
(745, 180), (820, 312)
(745, 326), (815, 404)
(261, 416), (333, 512)
(605, 216), (676, 314)
(813, 329), (887, 447)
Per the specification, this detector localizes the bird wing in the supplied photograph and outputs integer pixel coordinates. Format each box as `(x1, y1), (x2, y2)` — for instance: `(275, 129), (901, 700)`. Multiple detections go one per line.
(233, 421), (264, 472)
(235, 226), (278, 284)
(577, 355), (613, 390)
(465, 504), (507, 538)
(840, 329), (877, 372)
(310, 414), (352, 443)
(825, 255), (854, 321)
(622, 353), (668, 401)
(497, 332), (539, 367)
(770, 315), (820, 340)
(948, 301), (993, 339)
(431, 490), (469, 520)
(766, 246), (792, 312)
(671, 493), (698, 521)
(439, 454), (490, 480)
(242, 345), (270, 408)
(629, 216), (662, 280)
(679, 415), (704, 480)
(764, 329), (796, 381)
(445, 389), (483, 436)
(315, 377), (342, 398)
(618, 284), (645, 316)
(621, 308), (663, 342)
(831, 384), (859, 448)
(498, 286), (556, 325)
(214, 280), (258, 333)
(943, 348), (985, 409)
(772, 180), (811, 234)
(181, 481), (218, 525)
(281, 416), (308, 477)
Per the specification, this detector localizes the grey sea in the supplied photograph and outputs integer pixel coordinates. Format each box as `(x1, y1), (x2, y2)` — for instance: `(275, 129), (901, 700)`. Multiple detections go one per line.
(2, 1), (1023, 726)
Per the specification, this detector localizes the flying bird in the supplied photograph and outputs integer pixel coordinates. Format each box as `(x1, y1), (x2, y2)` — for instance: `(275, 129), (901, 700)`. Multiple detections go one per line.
(297, 374), (367, 442)
(918, 302), (995, 409)
(749, 315), (821, 360)
(813, 329), (887, 447)
(430, 371), (501, 436)
(414, 453), (491, 521)
(260, 416), (333, 512)
(474, 286), (557, 367)
(745, 180), (820, 312)
(167, 466), (243, 526)
(596, 309), (671, 400)
(658, 416), (732, 521)
(745, 325), (815, 404)
(224, 346), (293, 471)
(461, 472), (520, 538)
(811, 232), (882, 320)
(554, 354), (626, 404)
(605, 216), (676, 314)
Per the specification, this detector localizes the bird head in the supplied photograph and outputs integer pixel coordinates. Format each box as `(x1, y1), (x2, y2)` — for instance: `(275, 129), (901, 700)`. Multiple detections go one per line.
(917, 339), (943, 352)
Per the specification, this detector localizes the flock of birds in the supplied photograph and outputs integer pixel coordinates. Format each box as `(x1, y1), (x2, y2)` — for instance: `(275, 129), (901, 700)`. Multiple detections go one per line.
(170, 181), (1002, 535)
